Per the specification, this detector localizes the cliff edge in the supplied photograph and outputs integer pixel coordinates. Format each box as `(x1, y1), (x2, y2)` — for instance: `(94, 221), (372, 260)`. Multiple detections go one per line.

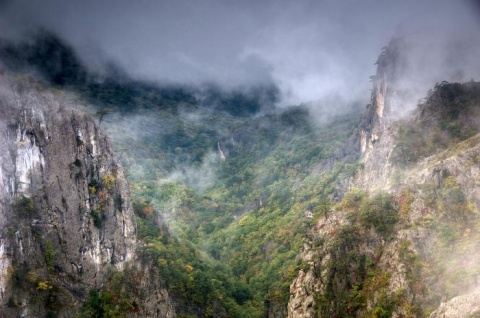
(0, 71), (174, 317)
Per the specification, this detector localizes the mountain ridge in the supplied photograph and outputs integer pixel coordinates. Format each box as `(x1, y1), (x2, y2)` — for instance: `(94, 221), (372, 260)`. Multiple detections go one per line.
(288, 38), (480, 317)
(1, 30), (479, 318)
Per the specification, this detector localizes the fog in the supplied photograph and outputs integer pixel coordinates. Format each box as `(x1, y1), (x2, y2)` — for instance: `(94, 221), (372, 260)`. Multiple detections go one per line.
(2, 2), (480, 311)
(1, 0), (479, 106)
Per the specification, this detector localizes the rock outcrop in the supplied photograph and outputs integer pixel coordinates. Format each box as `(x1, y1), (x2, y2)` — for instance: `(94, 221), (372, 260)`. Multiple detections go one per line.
(429, 287), (480, 318)
(0, 72), (174, 317)
(288, 38), (480, 318)
(357, 40), (399, 159)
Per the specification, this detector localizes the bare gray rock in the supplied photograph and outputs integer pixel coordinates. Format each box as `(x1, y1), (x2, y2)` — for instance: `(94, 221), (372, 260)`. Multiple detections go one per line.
(429, 287), (480, 318)
(0, 73), (174, 317)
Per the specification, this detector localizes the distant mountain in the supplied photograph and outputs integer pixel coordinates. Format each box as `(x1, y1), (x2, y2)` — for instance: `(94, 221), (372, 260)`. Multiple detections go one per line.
(0, 31), (279, 117)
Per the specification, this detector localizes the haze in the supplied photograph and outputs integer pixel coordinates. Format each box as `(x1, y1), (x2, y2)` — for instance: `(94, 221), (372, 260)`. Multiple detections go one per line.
(0, 0), (479, 105)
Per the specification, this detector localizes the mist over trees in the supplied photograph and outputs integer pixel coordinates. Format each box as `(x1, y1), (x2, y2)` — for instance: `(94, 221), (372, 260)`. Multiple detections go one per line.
(1, 1), (480, 317)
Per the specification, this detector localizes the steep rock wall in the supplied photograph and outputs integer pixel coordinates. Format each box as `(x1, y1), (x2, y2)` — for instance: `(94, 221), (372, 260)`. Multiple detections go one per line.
(0, 73), (174, 317)
(288, 38), (480, 317)
(287, 40), (403, 318)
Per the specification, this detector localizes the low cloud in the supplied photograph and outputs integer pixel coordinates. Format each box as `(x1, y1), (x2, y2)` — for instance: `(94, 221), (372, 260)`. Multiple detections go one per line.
(0, 0), (479, 106)
(167, 151), (219, 192)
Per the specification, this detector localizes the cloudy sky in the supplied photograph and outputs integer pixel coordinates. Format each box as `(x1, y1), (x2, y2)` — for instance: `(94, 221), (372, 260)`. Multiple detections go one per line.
(0, 0), (479, 105)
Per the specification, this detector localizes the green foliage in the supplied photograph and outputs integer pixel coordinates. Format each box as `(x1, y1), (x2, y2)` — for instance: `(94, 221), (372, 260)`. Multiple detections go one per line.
(357, 193), (399, 238)
(80, 290), (134, 318)
(12, 195), (35, 217)
(44, 240), (56, 272)
(118, 105), (359, 316)
(88, 179), (100, 194)
(343, 190), (399, 238)
(37, 280), (53, 291)
(102, 173), (116, 192)
(11, 264), (32, 289)
(397, 239), (426, 314)
(398, 188), (414, 219)
(9, 37), (362, 315)
(90, 210), (103, 228)
(341, 188), (364, 212)
(371, 290), (400, 318)
(10, 37), (480, 316)
(80, 270), (141, 318)
(437, 176), (473, 223)
(315, 191), (403, 317)
(391, 82), (480, 166)
(9, 262), (67, 313)
(138, 235), (257, 317)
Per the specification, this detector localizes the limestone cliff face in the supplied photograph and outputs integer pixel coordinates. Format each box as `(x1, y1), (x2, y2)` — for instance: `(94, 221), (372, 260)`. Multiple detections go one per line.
(358, 40), (400, 159)
(429, 287), (480, 318)
(338, 39), (405, 192)
(289, 130), (480, 317)
(288, 40), (480, 317)
(288, 40), (405, 318)
(0, 73), (174, 317)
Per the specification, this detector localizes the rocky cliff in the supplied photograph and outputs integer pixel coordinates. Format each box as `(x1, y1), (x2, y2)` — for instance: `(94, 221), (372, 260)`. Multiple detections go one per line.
(288, 39), (480, 317)
(0, 71), (174, 317)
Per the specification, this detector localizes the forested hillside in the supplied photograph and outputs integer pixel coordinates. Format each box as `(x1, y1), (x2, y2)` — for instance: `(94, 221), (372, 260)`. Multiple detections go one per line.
(288, 39), (480, 317)
(0, 33), (363, 316)
(2, 25), (480, 318)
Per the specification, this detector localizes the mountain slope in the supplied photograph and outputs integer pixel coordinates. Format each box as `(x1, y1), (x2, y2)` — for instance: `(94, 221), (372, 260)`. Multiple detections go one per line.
(2, 31), (479, 318)
(111, 99), (361, 317)
(288, 38), (480, 318)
